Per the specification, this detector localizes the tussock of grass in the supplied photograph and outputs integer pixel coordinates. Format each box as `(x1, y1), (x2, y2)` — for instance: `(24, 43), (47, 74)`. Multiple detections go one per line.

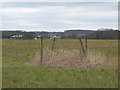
(25, 48), (116, 68)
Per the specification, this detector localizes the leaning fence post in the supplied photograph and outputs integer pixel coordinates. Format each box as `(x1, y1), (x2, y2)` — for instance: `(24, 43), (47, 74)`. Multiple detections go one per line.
(85, 36), (88, 53)
(51, 38), (56, 58)
(52, 38), (56, 51)
(78, 38), (86, 55)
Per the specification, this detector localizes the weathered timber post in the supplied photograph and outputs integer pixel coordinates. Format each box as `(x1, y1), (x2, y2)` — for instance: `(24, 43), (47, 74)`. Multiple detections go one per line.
(78, 38), (86, 55)
(52, 38), (56, 51)
(85, 36), (88, 53)
(40, 36), (43, 65)
(51, 38), (56, 58)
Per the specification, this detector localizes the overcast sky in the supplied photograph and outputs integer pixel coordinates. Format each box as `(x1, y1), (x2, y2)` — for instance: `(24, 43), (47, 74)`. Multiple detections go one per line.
(1, 2), (118, 32)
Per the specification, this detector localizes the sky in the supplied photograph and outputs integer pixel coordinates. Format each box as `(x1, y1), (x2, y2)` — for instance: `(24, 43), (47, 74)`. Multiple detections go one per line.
(0, 2), (118, 32)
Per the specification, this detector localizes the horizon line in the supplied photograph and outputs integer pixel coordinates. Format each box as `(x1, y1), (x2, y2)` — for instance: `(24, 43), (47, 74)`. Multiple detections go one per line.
(0, 28), (118, 32)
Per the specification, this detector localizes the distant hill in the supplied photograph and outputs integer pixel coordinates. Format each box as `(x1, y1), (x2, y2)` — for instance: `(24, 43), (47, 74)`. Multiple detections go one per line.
(64, 30), (95, 35)
(34, 30), (95, 36)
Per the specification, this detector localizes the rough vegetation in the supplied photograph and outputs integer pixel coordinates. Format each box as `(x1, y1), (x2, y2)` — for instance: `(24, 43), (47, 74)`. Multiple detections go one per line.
(25, 48), (117, 68)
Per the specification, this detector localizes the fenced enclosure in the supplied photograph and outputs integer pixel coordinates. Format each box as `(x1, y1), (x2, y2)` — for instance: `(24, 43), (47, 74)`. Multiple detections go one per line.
(24, 37), (118, 68)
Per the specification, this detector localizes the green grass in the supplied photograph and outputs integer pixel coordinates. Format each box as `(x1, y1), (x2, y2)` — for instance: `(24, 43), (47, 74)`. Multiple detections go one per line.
(2, 39), (118, 88)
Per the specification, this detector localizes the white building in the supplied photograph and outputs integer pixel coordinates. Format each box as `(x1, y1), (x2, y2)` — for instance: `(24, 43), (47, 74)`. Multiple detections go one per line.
(11, 35), (23, 39)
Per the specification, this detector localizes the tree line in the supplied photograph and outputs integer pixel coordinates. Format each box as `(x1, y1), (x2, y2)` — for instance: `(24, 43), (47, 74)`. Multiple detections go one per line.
(2, 31), (36, 39)
(61, 28), (119, 39)
(1, 28), (120, 40)
(87, 28), (119, 39)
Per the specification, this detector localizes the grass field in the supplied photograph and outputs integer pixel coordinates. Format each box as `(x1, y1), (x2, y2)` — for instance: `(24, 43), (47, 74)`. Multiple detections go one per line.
(2, 39), (118, 88)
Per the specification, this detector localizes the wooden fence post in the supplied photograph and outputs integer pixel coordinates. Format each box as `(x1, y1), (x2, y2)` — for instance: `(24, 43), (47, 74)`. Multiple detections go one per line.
(52, 38), (56, 51)
(40, 36), (43, 65)
(51, 38), (56, 58)
(78, 38), (86, 55)
(85, 36), (88, 52)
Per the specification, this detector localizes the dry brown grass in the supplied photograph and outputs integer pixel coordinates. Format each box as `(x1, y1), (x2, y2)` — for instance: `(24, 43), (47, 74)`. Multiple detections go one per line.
(24, 48), (117, 68)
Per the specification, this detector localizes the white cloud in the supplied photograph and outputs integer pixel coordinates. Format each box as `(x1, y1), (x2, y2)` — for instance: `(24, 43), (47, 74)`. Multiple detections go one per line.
(0, 0), (119, 2)
(55, 20), (85, 24)
(3, 19), (43, 26)
(58, 6), (117, 18)
(3, 8), (40, 13)
(1, 2), (118, 31)
(17, 20), (42, 26)
(2, 6), (67, 14)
